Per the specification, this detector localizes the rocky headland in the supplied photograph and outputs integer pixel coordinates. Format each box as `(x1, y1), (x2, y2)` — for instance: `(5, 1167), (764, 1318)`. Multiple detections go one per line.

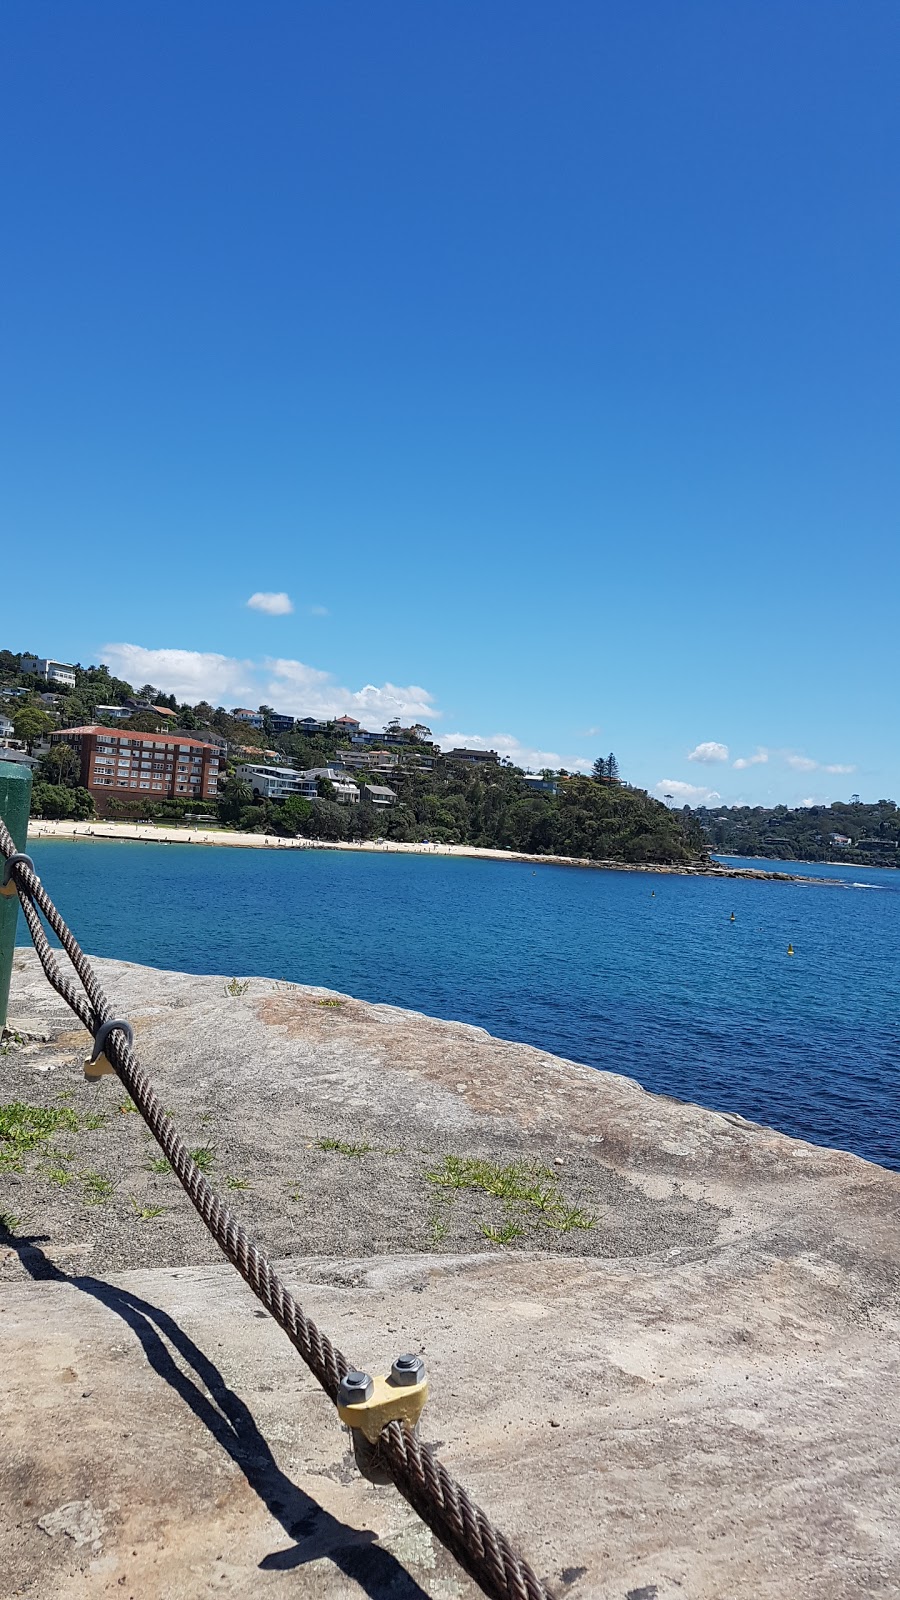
(1, 951), (898, 1598)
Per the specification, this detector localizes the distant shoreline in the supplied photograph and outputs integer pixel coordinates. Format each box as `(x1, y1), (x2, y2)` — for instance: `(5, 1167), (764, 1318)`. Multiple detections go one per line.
(26, 817), (818, 881)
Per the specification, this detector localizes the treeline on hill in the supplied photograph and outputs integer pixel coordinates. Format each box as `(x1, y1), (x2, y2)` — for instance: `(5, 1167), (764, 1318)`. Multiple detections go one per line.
(695, 801), (900, 866)
(220, 764), (704, 863)
(0, 651), (703, 863)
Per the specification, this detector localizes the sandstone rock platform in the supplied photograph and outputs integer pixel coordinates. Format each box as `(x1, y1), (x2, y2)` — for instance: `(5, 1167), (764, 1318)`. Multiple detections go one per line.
(2, 952), (898, 1599)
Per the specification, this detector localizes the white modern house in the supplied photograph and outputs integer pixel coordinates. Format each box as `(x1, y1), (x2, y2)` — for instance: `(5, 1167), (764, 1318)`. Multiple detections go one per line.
(301, 765), (354, 783)
(236, 764), (318, 801)
(299, 767), (361, 803)
(19, 656), (77, 688)
(93, 704), (132, 722)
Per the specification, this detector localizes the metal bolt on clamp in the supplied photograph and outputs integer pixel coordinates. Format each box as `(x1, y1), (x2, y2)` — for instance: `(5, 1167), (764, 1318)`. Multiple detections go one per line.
(0, 853), (36, 898)
(84, 1019), (134, 1081)
(338, 1354), (428, 1484)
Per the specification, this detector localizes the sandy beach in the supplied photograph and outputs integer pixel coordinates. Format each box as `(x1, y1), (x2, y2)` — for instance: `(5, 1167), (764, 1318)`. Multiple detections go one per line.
(26, 816), (800, 879)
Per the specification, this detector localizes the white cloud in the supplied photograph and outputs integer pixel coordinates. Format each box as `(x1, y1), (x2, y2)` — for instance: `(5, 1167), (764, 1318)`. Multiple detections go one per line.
(436, 731), (591, 773)
(732, 747), (854, 776)
(264, 657), (439, 722)
(785, 752), (856, 775)
(246, 591), (294, 616)
(308, 605), (329, 617)
(688, 741), (729, 764)
(101, 643), (440, 723)
(101, 644), (256, 704)
(654, 778), (722, 805)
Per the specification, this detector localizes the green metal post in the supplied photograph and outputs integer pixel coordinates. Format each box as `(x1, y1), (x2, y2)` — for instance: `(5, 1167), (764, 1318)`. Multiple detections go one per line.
(0, 762), (33, 1031)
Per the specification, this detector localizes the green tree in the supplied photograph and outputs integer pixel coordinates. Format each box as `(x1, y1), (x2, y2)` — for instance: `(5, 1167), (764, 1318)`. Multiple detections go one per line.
(237, 803), (270, 832)
(279, 794), (314, 834)
(70, 786), (95, 820)
(29, 782), (95, 820)
(217, 775), (252, 824)
(592, 755), (608, 781)
(38, 743), (80, 787)
(13, 706), (53, 752)
(313, 799), (351, 840)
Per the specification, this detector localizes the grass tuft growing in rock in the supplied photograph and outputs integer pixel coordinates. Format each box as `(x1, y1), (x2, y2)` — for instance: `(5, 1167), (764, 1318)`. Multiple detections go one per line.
(427, 1153), (596, 1240)
(81, 1170), (113, 1204)
(316, 1137), (371, 1156)
(0, 1102), (78, 1155)
(480, 1220), (526, 1246)
(427, 1155), (553, 1203)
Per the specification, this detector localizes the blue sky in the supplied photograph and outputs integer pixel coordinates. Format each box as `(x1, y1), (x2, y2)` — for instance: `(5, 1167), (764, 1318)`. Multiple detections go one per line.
(3, 3), (898, 806)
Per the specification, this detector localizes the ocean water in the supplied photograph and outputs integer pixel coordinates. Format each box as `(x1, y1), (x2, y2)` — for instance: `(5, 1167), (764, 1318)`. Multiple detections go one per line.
(16, 841), (900, 1171)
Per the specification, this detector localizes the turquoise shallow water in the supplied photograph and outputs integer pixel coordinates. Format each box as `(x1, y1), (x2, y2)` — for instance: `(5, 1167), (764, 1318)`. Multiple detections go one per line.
(16, 841), (900, 1170)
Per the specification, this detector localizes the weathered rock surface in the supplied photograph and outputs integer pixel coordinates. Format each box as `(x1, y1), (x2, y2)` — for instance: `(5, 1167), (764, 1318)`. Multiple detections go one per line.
(2, 951), (899, 1599)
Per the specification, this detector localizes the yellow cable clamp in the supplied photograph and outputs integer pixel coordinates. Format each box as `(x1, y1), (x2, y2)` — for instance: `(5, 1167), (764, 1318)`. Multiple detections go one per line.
(338, 1355), (428, 1481)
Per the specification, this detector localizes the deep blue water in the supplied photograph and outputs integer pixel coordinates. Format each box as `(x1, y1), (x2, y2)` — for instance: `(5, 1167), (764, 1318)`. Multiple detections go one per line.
(16, 841), (900, 1170)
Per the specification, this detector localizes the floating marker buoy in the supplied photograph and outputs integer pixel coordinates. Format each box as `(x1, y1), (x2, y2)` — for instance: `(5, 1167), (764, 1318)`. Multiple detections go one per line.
(787, 943), (794, 956)
(730, 912), (735, 922)
(651, 891), (655, 897)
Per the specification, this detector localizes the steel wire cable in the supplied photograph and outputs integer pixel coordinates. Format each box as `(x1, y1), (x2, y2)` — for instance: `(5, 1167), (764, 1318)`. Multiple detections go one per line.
(1, 824), (552, 1600)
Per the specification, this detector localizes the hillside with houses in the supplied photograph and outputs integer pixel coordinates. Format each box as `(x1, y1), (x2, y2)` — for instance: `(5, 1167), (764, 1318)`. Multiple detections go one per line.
(0, 649), (704, 863)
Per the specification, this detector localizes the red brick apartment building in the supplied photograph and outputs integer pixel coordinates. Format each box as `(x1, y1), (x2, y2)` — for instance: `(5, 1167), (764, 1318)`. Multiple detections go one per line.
(51, 726), (222, 813)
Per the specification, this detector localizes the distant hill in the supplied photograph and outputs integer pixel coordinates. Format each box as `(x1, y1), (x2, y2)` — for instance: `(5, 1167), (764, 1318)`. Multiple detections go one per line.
(693, 800), (900, 866)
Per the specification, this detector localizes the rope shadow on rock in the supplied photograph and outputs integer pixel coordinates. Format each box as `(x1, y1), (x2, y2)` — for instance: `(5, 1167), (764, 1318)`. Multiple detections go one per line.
(4, 1228), (432, 1598)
